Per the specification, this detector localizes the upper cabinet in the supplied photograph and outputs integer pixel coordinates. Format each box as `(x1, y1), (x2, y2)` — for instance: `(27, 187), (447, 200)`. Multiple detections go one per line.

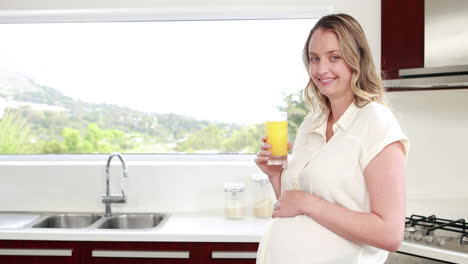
(381, 0), (468, 91)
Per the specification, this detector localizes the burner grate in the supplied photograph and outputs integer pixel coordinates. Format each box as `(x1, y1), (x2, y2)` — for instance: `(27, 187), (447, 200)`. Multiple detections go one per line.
(406, 214), (468, 241)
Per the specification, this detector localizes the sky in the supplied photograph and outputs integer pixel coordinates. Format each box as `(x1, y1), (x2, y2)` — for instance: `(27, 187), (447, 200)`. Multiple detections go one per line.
(0, 19), (315, 125)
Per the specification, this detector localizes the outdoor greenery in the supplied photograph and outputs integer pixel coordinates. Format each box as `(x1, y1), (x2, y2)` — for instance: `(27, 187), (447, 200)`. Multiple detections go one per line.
(0, 75), (308, 154)
(280, 90), (309, 143)
(0, 110), (37, 154)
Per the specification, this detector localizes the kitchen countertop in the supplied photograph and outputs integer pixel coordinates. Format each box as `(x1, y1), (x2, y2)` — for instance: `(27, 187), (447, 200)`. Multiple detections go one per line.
(0, 213), (269, 242)
(400, 242), (468, 264)
(1, 212), (468, 263)
(0, 213), (40, 229)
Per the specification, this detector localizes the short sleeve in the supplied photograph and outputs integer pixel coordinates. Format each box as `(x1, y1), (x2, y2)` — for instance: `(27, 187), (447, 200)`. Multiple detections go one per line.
(359, 108), (409, 170)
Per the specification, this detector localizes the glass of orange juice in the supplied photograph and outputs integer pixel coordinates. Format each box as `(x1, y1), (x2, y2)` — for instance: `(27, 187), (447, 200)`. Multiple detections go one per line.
(265, 110), (288, 165)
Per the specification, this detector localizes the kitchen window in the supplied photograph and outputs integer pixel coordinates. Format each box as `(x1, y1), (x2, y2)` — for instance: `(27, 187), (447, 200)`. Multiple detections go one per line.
(0, 8), (324, 157)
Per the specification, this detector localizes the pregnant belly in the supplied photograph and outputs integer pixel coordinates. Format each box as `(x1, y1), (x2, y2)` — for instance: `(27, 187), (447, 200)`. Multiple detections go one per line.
(260, 215), (362, 264)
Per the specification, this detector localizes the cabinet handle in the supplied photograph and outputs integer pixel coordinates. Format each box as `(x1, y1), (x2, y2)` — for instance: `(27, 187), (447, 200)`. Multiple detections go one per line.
(0, 248), (72, 256)
(212, 251), (257, 259)
(92, 250), (190, 259)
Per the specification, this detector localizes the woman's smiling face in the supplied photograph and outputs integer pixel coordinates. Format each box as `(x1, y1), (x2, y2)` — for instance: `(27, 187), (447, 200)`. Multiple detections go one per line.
(308, 28), (353, 101)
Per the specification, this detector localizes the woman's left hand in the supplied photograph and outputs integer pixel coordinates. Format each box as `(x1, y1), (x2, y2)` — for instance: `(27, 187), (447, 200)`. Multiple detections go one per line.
(272, 190), (308, 218)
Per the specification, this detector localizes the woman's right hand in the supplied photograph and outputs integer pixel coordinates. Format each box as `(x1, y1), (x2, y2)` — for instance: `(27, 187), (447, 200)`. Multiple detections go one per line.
(254, 136), (287, 179)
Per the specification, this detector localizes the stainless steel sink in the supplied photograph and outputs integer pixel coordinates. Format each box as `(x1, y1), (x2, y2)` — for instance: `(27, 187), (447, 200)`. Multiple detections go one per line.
(96, 214), (165, 229)
(16, 212), (168, 230)
(32, 213), (102, 229)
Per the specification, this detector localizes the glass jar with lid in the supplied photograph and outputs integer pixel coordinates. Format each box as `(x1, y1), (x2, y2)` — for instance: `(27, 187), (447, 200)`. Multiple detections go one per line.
(224, 182), (246, 220)
(252, 173), (273, 218)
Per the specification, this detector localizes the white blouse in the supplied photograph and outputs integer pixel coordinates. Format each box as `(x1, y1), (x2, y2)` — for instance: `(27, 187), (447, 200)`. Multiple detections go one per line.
(256, 101), (409, 264)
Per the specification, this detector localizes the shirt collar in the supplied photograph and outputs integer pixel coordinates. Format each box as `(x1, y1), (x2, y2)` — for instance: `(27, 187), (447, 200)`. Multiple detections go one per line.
(304, 112), (327, 136)
(305, 102), (360, 136)
(335, 102), (360, 131)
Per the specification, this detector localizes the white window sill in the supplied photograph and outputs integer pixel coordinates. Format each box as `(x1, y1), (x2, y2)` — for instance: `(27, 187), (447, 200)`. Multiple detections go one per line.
(0, 154), (257, 166)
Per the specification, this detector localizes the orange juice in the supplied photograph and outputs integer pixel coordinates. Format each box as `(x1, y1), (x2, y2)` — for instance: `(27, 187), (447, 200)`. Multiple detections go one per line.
(266, 120), (288, 157)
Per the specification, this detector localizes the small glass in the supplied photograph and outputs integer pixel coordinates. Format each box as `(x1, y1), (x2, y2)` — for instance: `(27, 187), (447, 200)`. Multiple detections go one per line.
(224, 183), (246, 220)
(252, 173), (273, 218)
(265, 110), (288, 165)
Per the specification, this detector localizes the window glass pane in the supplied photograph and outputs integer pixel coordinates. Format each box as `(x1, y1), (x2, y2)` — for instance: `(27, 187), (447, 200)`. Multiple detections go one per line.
(0, 19), (315, 154)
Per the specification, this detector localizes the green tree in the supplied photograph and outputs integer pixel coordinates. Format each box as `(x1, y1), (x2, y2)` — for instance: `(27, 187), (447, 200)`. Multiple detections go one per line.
(175, 125), (225, 152)
(62, 127), (91, 153)
(279, 90), (309, 143)
(0, 110), (37, 154)
(105, 129), (132, 150)
(61, 123), (130, 153)
(84, 123), (117, 153)
(39, 140), (65, 154)
(221, 124), (263, 153)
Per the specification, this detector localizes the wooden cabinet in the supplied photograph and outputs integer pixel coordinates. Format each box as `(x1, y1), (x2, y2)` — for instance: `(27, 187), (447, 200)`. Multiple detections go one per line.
(0, 255), (74, 264)
(0, 240), (259, 264)
(87, 242), (197, 264)
(200, 242), (258, 264)
(0, 240), (77, 264)
(381, 0), (424, 80)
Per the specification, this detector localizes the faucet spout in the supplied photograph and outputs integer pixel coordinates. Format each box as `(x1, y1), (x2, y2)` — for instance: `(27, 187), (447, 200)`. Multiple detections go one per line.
(102, 152), (128, 217)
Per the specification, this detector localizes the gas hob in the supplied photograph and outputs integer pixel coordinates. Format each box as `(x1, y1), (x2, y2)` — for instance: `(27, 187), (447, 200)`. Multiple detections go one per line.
(404, 214), (468, 253)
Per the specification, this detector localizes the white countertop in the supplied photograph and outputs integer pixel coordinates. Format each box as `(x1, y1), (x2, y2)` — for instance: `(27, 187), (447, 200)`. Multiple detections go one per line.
(400, 242), (468, 264)
(0, 213), (269, 242)
(1, 212), (468, 263)
(0, 213), (40, 229)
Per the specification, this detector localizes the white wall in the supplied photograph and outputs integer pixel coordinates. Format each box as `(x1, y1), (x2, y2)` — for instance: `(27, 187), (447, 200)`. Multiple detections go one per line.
(387, 90), (468, 219)
(388, 90), (468, 199)
(0, 161), (267, 215)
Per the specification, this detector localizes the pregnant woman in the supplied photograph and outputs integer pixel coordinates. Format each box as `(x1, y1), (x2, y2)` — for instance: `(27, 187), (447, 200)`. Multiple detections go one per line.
(255, 13), (409, 264)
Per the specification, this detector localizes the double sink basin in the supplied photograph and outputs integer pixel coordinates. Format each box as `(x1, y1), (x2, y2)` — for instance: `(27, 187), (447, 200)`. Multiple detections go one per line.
(21, 213), (167, 230)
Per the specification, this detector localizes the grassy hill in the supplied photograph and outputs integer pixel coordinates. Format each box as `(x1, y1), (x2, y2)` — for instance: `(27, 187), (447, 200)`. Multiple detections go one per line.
(0, 72), (256, 154)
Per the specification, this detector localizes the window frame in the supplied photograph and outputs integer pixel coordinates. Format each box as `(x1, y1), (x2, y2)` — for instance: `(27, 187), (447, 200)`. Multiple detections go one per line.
(0, 6), (331, 24)
(0, 6), (330, 161)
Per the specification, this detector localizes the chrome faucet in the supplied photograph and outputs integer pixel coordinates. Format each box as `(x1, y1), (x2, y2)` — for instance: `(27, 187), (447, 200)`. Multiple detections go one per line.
(102, 152), (128, 217)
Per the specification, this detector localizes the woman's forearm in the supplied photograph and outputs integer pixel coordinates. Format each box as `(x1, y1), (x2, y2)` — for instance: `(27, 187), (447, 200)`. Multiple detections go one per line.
(301, 193), (404, 252)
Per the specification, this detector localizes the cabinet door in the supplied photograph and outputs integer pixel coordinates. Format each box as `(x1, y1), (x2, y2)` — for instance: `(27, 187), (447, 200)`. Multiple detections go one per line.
(89, 241), (196, 264)
(0, 240), (76, 264)
(0, 255), (74, 264)
(201, 242), (258, 264)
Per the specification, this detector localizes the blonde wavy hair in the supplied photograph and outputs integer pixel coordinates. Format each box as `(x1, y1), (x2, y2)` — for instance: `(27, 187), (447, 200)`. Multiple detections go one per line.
(303, 13), (387, 114)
